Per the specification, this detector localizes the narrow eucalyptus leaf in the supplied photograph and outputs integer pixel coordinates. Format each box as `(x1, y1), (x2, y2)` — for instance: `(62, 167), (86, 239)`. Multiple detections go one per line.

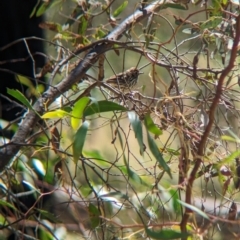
(84, 100), (126, 116)
(145, 228), (190, 239)
(128, 111), (144, 155)
(73, 121), (89, 163)
(147, 132), (172, 178)
(178, 200), (209, 219)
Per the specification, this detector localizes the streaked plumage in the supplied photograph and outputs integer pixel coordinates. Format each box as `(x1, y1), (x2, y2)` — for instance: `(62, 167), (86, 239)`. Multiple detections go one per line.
(105, 67), (141, 90)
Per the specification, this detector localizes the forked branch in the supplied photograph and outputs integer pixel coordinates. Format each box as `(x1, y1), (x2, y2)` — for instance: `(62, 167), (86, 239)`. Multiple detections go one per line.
(0, 0), (167, 172)
(180, 13), (240, 238)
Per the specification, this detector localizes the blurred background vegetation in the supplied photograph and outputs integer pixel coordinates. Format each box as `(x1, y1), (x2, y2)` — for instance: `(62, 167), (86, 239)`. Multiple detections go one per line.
(1, 0), (240, 239)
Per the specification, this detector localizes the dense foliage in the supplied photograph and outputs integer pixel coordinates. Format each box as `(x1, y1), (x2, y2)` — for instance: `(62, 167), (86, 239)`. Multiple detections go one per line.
(1, 0), (240, 239)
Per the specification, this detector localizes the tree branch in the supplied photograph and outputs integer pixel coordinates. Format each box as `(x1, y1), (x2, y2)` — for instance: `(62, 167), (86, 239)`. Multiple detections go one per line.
(0, 0), (166, 172)
(180, 13), (240, 237)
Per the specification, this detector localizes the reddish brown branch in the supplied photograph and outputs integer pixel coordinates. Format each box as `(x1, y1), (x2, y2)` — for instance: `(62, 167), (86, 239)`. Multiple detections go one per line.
(180, 14), (240, 237)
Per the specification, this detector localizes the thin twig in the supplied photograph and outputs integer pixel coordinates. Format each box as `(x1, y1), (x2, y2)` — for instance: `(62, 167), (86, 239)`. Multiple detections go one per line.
(180, 14), (240, 238)
(0, 0), (167, 172)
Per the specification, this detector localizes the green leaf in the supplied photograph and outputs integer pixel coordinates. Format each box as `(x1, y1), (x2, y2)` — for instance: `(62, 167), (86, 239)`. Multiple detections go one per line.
(7, 88), (41, 116)
(147, 132), (172, 178)
(221, 135), (240, 143)
(36, 2), (50, 17)
(178, 200), (209, 220)
(118, 130), (149, 187)
(145, 228), (190, 239)
(113, 1), (128, 17)
(95, 27), (106, 39)
(73, 121), (89, 163)
(36, 209), (61, 223)
(78, 15), (88, 36)
(119, 165), (149, 187)
(200, 17), (222, 30)
(144, 113), (162, 137)
(30, 0), (40, 18)
(84, 150), (109, 167)
(71, 97), (90, 130)
(22, 180), (41, 194)
(128, 111), (144, 155)
(169, 190), (181, 214)
(7, 88), (31, 109)
(41, 110), (70, 119)
(81, 186), (93, 197)
(211, 0), (222, 11)
(88, 203), (100, 229)
(39, 227), (53, 240)
(0, 200), (17, 211)
(62, 106), (72, 113)
(120, 150), (149, 187)
(165, 148), (180, 156)
(217, 150), (240, 166)
(36, 84), (45, 95)
(84, 150), (105, 159)
(0, 214), (8, 226)
(84, 100), (126, 116)
(128, 167), (144, 185)
(162, 3), (188, 10)
(36, 0), (61, 17)
(16, 74), (42, 96)
(83, 36), (91, 45)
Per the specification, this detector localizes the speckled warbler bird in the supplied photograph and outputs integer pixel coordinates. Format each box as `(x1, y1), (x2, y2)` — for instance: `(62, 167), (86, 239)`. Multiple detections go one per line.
(105, 67), (143, 91)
